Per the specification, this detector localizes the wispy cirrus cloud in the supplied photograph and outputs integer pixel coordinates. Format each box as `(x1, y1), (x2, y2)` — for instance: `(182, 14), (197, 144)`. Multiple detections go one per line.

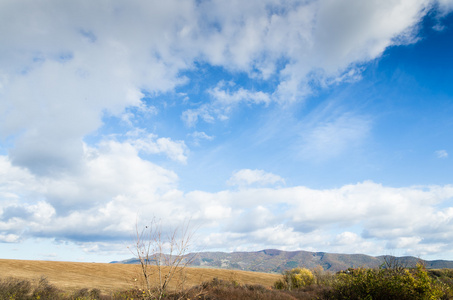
(189, 131), (214, 146)
(228, 169), (285, 187)
(435, 150), (449, 158)
(297, 111), (371, 161)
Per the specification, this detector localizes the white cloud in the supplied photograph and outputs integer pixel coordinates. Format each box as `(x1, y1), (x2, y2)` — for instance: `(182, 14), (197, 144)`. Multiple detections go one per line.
(228, 169), (285, 187)
(120, 101), (158, 126)
(3, 148), (453, 258)
(315, 0), (428, 65)
(181, 106), (216, 127)
(189, 131), (214, 146)
(0, 0), (446, 173)
(209, 83), (272, 106)
(190, 181), (453, 257)
(329, 232), (381, 255)
(0, 137), (182, 241)
(437, 0), (453, 15)
(182, 82), (272, 126)
(0, 0), (195, 175)
(178, 0), (442, 119)
(0, 233), (21, 243)
(128, 132), (189, 164)
(435, 150), (448, 158)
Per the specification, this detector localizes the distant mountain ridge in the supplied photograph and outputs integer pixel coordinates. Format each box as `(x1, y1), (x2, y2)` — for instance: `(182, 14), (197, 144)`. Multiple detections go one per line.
(112, 249), (453, 273)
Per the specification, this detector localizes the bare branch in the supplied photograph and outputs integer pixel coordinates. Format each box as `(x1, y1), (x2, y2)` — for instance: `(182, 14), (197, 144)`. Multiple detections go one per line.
(131, 218), (197, 299)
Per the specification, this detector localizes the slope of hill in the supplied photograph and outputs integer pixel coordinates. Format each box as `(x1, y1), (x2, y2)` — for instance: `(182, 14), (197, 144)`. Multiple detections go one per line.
(0, 259), (280, 293)
(115, 249), (453, 273)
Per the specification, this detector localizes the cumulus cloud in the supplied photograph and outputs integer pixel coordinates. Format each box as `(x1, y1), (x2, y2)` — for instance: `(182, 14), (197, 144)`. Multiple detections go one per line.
(180, 0), (447, 122)
(437, 0), (453, 15)
(0, 0), (194, 176)
(0, 233), (20, 243)
(0, 138), (182, 242)
(329, 232), (380, 255)
(0, 0), (448, 173)
(218, 181), (453, 257)
(3, 146), (453, 259)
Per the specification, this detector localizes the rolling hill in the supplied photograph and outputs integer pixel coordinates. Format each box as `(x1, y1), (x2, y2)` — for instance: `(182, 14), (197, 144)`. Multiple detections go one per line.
(0, 259), (280, 293)
(114, 249), (453, 273)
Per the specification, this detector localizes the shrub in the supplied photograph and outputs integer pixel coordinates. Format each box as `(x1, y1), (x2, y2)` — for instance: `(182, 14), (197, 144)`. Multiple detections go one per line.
(182, 277), (312, 300)
(0, 277), (32, 299)
(31, 276), (61, 299)
(0, 276), (66, 300)
(71, 287), (104, 299)
(274, 268), (315, 290)
(326, 264), (446, 300)
(0, 276), (112, 300)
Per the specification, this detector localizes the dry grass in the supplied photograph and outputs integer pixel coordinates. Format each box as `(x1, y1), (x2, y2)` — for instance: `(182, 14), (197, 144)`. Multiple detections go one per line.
(0, 259), (280, 294)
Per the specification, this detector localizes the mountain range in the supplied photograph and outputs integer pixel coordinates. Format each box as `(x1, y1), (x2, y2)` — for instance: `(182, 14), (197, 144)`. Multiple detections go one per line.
(113, 249), (453, 273)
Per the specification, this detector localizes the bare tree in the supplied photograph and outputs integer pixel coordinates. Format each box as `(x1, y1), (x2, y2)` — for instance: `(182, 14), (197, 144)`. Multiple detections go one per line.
(130, 218), (196, 299)
(381, 255), (408, 274)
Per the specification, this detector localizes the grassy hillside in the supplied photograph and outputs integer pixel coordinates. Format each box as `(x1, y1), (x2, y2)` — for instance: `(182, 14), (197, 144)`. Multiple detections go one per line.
(0, 259), (280, 294)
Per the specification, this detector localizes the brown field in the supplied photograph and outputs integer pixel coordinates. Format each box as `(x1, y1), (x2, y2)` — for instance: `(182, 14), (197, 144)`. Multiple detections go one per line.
(0, 259), (280, 294)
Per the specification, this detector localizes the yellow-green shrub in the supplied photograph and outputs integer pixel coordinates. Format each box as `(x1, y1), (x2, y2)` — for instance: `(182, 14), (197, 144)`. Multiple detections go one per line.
(274, 267), (314, 290)
(327, 264), (446, 300)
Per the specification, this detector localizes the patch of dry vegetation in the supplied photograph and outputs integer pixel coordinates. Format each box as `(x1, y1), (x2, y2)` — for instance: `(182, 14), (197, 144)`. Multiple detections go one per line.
(0, 259), (279, 293)
(0, 276), (328, 300)
(3, 259), (453, 300)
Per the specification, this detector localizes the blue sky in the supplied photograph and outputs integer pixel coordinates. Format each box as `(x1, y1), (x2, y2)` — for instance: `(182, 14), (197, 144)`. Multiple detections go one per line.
(1, 0), (453, 263)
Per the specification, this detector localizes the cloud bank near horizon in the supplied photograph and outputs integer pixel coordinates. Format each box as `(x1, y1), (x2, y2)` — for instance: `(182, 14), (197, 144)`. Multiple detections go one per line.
(2, 152), (453, 258)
